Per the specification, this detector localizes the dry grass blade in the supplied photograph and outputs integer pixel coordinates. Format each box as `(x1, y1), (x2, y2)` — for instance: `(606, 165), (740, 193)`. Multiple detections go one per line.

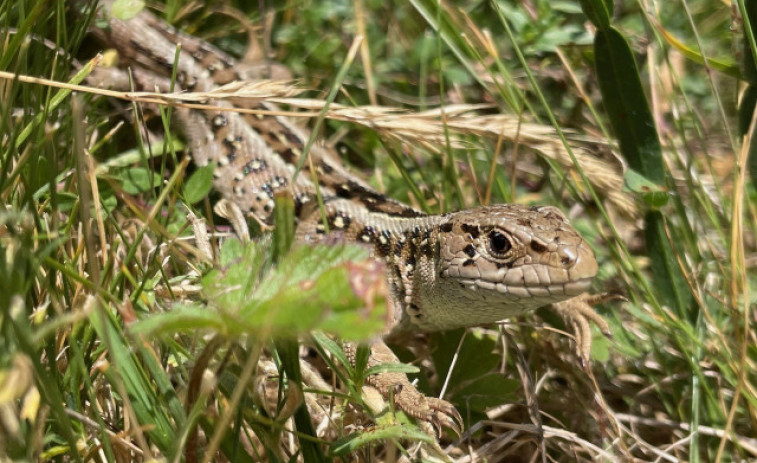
(268, 98), (633, 216)
(0, 68), (633, 216)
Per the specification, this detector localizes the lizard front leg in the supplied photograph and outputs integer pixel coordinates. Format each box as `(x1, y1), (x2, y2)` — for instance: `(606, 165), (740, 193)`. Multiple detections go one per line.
(551, 292), (624, 361)
(343, 340), (463, 436)
(298, 208), (463, 435)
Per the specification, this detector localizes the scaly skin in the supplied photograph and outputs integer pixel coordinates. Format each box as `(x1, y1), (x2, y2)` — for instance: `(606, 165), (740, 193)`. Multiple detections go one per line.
(95, 4), (607, 434)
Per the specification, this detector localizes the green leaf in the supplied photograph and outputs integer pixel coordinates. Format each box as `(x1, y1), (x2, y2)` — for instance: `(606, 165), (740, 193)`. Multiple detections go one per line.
(450, 373), (519, 412)
(623, 169), (668, 208)
(595, 27), (664, 185)
(656, 25), (739, 79)
(218, 237), (247, 268)
(644, 211), (693, 314)
(431, 329), (500, 386)
(272, 192), (296, 262)
(235, 244), (388, 340)
(183, 164), (215, 205)
(204, 240), (266, 311)
(311, 332), (351, 372)
(110, 0), (145, 20)
(744, 0), (757, 83)
(743, 85), (757, 182)
(128, 304), (230, 336)
(119, 167), (162, 194)
(594, 27), (692, 316)
(577, 0), (612, 29)
(330, 424), (433, 456)
(189, 240), (389, 340)
(134, 238), (387, 340)
(89, 307), (177, 451)
(364, 362), (420, 378)
(274, 338), (327, 463)
(551, 2), (584, 14)
(590, 332), (611, 363)
(354, 344), (370, 380)
(740, 85), (757, 137)
(429, 330), (519, 419)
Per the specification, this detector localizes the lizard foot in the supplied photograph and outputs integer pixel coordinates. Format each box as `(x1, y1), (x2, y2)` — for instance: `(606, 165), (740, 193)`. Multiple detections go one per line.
(550, 292), (625, 363)
(388, 384), (463, 436)
(355, 341), (463, 436)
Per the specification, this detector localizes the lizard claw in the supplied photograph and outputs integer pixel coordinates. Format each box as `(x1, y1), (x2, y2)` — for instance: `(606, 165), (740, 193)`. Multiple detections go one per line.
(427, 397), (463, 435)
(551, 292), (625, 362)
(389, 383), (463, 436)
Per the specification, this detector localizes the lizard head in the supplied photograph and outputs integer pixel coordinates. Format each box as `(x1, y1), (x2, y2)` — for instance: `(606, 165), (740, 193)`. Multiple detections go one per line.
(417, 204), (597, 329)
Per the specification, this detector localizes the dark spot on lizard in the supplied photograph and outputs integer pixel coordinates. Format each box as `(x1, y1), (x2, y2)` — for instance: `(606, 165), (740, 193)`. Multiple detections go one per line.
(409, 303), (422, 313)
(358, 225), (376, 243)
(212, 114), (228, 129)
(462, 259), (475, 267)
(128, 40), (153, 59)
(319, 161), (334, 174)
(375, 229), (392, 257)
(335, 183), (352, 197)
(222, 135), (243, 164)
(284, 130), (302, 147)
(391, 281), (400, 295)
(293, 193), (314, 217)
(328, 212), (351, 230)
(271, 176), (288, 189)
(179, 71), (197, 90)
(440, 222), (453, 233)
(336, 181), (367, 198)
(461, 223), (480, 238)
(463, 244), (476, 258)
(243, 159), (267, 175)
(530, 241), (546, 253)
(394, 208), (425, 218)
(405, 240), (417, 268)
(279, 148), (298, 164)
(335, 180), (424, 218)
(495, 261), (513, 269)
(561, 256), (572, 265)
(543, 210), (564, 221)
(393, 240), (403, 257)
(419, 230), (432, 256)
(260, 183), (274, 198)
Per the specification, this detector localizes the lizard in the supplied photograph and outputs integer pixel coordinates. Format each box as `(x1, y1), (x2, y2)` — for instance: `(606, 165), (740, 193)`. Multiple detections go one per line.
(92, 4), (610, 434)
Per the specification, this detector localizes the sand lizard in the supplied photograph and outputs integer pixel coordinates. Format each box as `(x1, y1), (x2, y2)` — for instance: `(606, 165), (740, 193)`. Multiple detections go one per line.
(93, 5), (609, 433)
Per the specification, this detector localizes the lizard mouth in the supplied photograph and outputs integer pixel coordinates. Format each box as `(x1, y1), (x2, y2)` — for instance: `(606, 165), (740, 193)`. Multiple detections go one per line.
(562, 276), (595, 295)
(458, 276), (593, 301)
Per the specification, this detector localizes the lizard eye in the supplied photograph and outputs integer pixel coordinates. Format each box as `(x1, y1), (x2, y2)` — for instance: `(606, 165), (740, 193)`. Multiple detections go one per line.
(487, 230), (512, 257)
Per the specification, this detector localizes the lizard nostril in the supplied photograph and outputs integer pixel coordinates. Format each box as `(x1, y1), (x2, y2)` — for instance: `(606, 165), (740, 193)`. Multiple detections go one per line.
(560, 248), (577, 266)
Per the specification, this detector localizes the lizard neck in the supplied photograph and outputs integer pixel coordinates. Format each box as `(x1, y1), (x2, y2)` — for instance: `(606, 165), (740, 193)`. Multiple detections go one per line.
(297, 204), (447, 332)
